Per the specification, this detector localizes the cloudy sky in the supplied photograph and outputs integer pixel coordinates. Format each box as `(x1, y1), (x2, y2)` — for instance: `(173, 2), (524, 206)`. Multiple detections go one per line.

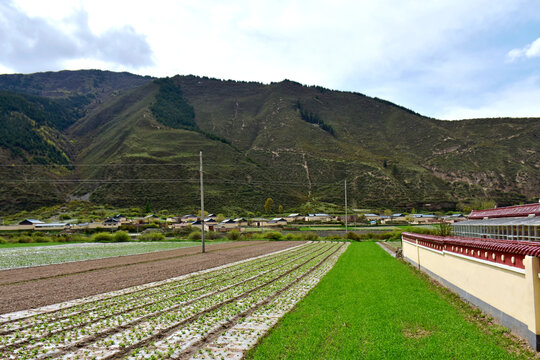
(1, 0), (540, 120)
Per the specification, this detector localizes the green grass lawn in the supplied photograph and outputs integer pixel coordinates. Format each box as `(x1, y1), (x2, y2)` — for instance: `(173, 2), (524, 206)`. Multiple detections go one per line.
(246, 242), (532, 359)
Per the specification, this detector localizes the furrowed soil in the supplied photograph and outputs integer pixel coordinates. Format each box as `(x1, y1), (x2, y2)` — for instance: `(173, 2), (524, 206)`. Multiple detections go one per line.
(0, 241), (303, 314)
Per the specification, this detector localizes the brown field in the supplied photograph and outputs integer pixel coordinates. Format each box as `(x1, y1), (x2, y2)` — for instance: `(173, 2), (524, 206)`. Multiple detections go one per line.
(0, 240), (303, 314)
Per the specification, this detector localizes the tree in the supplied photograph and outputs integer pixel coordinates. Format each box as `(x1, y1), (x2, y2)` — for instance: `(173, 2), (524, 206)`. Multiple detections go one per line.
(383, 209), (392, 217)
(438, 222), (453, 236)
(278, 205), (284, 214)
(197, 210), (209, 217)
(216, 213), (226, 223)
(264, 198), (274, 214)
(144, 201), (151, 214)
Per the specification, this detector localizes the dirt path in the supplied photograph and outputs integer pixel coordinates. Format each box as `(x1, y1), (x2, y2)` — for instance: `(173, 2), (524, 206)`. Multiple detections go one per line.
(0, 241), (303, 314)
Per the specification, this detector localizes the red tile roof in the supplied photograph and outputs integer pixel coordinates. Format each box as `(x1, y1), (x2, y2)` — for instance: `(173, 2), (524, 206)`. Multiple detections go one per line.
(402, 232), (540, 257)
(468, 203), (540, 219)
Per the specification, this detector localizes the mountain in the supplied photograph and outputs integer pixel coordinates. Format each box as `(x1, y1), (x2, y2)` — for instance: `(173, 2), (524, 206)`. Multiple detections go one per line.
(0, 70), (538, 214)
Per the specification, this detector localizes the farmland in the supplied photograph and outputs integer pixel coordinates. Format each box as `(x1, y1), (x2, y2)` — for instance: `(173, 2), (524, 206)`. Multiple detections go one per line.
(0, 242), (205, 270)
(0, 241), (347, 359)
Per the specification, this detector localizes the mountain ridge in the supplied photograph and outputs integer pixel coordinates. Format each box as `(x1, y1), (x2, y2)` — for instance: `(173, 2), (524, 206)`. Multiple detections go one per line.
(0, 70), (537, 214)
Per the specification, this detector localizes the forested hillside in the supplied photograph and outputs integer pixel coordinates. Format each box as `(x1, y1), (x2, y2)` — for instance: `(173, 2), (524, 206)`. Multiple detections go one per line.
(0, 70), (537, 213)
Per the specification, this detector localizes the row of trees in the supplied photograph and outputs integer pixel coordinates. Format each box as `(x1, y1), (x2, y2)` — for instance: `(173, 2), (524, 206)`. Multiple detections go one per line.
(295, 100), (335, 136)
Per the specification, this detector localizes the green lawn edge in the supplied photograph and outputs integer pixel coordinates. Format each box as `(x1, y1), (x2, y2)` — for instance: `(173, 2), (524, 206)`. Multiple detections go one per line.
(246, 242), (534, 359)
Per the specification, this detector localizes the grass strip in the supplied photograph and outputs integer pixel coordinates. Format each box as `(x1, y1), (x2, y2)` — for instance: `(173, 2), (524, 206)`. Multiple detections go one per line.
(246, 242), (534, 359)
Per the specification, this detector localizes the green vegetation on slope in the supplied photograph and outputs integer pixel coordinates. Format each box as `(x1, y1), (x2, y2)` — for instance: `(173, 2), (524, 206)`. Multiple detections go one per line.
(0, 70), (537, 213)
(247, 242), (531, 359)
(151, 77), (197, 130)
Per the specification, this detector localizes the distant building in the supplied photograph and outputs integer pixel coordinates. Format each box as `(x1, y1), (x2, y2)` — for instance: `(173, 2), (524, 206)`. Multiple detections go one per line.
(181, 214), (199, 223)
(233, 218), (248, 227)
(452, 203), (540, 241)
(411, 214), (438, 224)
(103, 218), (121, 228)
(285, 213), (303, 222)
(305, 213), (332, 222)
(251, 218), (271, 227)
(363, 214), (380, 221)
(34, 223), (69, 231)
(19, 219), (44, 226)
(216, 219), (237, 230)
(268, 218), (287, 226)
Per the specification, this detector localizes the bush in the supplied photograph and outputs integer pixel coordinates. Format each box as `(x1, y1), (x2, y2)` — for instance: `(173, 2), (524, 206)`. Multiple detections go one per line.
(32, 233), (52, 243)
(93, 232), (113, 242)
(188, 231), (202, 241)
(227, 229), (242, 240)
(346, 232), (361, 241)
(138, 232), (165, 241)
(113, 231), (130, 242)
(0, 236), (7, 244)
(302, 232), (318, 241)
(17, 236), (33, 243)
(206, 231), (221, 240)
(284, 233), (297, 240)
(263, 231), (283, 240)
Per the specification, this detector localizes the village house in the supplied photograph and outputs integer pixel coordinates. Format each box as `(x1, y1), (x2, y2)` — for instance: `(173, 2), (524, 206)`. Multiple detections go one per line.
(284, 213), (303, 223)
(251, 218), (271, 227)
(204, 218), (218, 226)
(19, 219), (44, 226)
(411, 214), (439, 224)
(363, 213), (380, 222)
(233, 218), (248, 227)
(103, 218), (121, 228)
(190, 220), (211, 231)
(391, 213), (408, 222)
(304, 213), (332, 222)
(216, 219), (237, 231)
(268, 218), (288, 227)
(181, 214), (198, 223)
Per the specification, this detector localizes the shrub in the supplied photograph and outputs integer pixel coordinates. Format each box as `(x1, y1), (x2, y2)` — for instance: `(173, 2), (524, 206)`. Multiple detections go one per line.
(227, 230), (242, 240)
(70, 234), (89, 242)
(32, 233), (52, 243)
(188, 231), (202, 241)
(0, 236), (7, 244)
(139, 232), (165, 241)
(264, 231), (283, 240)
(113, 231), (130, 242)
(302, 232), (318, 241)
(206, 231), (221, 240)
(284, 233), (297, 240)
(17, 236), (33, 243)
(93, 232), (113, 242)
(346, 232), (361, 241)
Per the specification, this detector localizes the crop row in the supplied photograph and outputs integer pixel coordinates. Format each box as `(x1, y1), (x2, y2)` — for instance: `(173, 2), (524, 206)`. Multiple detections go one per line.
(191, 243), (349, 360)
(0, 242), (203, 271)
(0, 242), (346, 359)
(0, 242), (315, 334)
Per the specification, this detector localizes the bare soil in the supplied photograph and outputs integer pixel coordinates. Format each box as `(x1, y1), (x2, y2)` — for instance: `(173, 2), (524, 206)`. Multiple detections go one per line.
(0, 241), (303, 315)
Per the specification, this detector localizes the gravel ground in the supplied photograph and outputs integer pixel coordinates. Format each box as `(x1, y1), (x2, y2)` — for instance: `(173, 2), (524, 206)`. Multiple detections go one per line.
(0, 241), (303, 314)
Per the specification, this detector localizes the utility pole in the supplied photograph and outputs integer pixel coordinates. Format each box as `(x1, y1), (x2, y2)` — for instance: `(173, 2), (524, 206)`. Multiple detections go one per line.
(344, 179), (348, 233)
(200, 151), (205, 253)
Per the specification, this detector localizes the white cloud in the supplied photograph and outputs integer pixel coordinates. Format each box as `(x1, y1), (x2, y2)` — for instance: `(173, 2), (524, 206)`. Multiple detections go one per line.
(0, 1), (153, 73)
(438, 75), (540, 119)
(4, 0), (540, 119)
(508, 37), (540, 61)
